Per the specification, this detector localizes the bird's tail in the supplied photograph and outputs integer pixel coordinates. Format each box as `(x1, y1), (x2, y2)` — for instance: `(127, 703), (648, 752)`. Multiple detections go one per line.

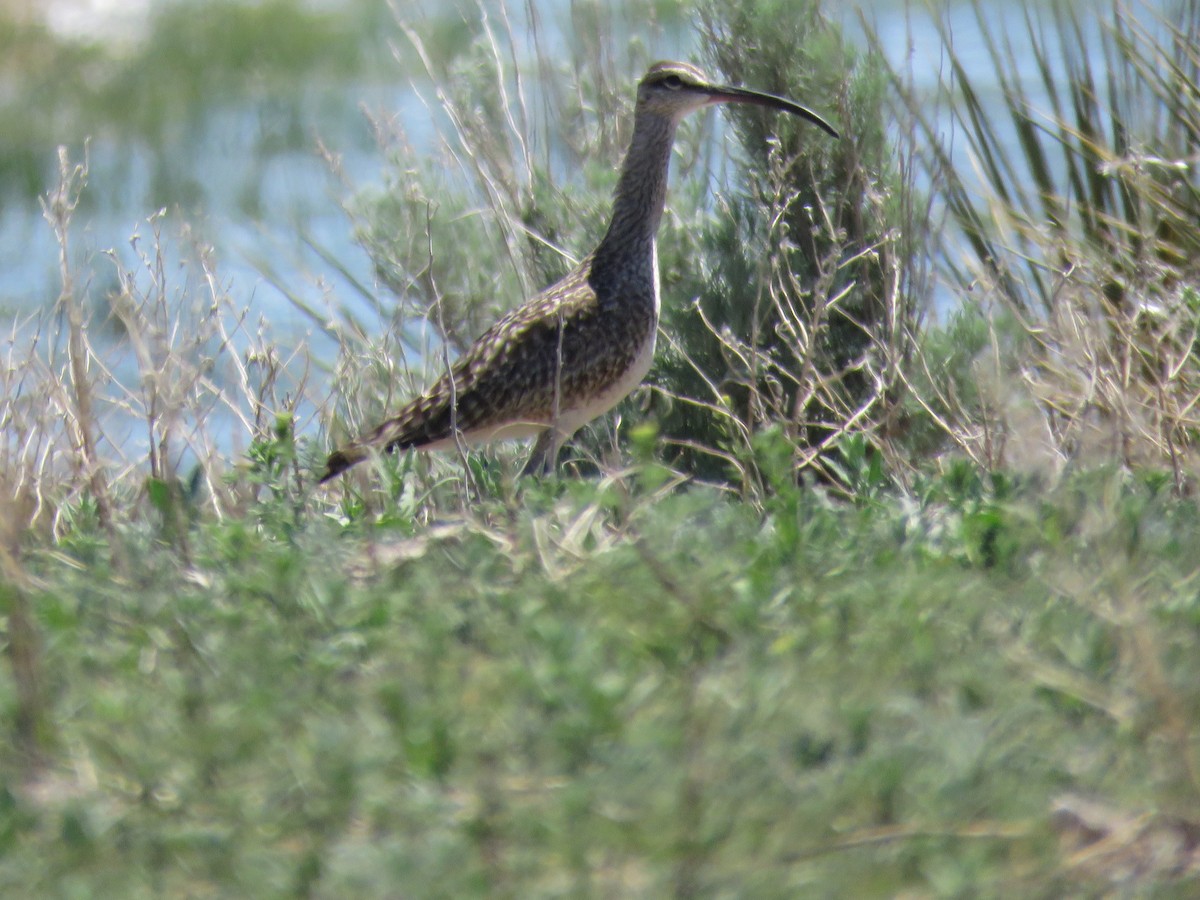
(318, 409), (424, 484)
(318, 445), (370, 484)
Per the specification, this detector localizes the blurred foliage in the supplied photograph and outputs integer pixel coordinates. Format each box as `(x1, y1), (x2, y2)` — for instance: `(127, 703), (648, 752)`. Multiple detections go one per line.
(5, 465), (1200, 895)
(0, 0), (396, 205)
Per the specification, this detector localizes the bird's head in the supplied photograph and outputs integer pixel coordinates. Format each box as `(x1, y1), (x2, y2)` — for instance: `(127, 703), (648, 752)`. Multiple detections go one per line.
(635, 60), (839, 138)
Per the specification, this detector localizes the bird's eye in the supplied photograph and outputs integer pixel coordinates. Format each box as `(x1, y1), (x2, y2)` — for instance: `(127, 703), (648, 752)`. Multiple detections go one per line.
(661, 74), (684, 89)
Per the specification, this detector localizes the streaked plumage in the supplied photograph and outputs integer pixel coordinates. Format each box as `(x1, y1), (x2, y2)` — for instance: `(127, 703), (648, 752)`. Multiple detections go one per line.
(321, 61), (837, 483)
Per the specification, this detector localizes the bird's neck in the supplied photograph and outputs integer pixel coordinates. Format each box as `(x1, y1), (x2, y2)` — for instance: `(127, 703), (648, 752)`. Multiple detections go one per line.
(593, 110), (679, 267)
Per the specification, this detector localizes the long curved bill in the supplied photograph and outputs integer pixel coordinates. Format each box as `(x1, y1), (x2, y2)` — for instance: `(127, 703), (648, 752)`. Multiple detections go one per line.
(703, 84), (840, 139)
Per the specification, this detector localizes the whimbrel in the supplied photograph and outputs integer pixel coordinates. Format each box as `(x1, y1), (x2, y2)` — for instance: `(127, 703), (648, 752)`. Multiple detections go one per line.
(321, 61), (838, 483)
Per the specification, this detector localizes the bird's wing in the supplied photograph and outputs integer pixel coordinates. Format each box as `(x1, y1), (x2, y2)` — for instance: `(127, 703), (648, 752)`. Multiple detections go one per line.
(322, 264), (634, 481)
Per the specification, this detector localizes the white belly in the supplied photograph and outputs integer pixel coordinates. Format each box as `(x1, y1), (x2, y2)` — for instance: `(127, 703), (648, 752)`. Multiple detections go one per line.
(419, 419), (547, 452)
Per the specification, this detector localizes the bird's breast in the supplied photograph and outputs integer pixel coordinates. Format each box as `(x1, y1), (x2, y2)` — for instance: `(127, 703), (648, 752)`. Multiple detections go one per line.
(559, 323), (656, 429)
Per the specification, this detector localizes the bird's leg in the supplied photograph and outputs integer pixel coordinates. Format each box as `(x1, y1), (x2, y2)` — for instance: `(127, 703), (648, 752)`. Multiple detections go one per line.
(520, 428), (564, 477)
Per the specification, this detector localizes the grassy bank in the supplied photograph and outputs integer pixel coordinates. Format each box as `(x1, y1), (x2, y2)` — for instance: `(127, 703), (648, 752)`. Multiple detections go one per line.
(5, 467), (1200, 896)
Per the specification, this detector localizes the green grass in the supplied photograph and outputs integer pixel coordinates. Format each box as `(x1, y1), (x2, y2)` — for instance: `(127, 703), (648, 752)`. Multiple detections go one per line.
(4, 467), (1200, 896)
